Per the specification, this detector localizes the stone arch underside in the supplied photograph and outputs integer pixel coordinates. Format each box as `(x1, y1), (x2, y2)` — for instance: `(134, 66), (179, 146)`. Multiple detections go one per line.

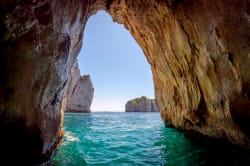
(0, 0), (250, 164)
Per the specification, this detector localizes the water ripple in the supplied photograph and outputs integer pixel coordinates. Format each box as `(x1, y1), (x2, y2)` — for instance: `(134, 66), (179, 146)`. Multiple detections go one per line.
(52, 112), (250, 166)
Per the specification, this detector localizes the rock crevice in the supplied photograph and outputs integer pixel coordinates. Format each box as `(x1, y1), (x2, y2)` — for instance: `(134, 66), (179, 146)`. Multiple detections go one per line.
(0, 0), (250, 163)
(65, 61), (94, 113)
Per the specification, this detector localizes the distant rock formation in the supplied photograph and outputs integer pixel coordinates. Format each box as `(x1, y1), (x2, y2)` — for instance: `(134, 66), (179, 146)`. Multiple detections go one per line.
(125, 96), (159, 112)
(65, 61), (94, 112)
(1, 1), (250, 164)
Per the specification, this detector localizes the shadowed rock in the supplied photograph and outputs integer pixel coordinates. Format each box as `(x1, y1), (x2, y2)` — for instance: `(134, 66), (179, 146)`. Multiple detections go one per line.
(0, 0), (250, 163)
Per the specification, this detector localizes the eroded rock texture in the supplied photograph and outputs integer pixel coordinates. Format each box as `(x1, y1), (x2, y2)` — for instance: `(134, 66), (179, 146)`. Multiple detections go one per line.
(108, 0), (250, 148)
(125, 96), (159, 112)
(65, 61), (94, 112)
(0, 0), (250, 164)
(0, 0), (98, 164)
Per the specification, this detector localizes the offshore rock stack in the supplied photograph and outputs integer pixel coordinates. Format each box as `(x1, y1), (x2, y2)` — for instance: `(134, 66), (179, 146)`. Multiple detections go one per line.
(125, 96), (159, 112)
(65, 61), (94, 113)
(0, 0), (250, 164)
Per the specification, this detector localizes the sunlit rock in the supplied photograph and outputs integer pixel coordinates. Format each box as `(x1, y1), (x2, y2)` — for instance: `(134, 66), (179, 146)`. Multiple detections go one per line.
(108, 0), (250, 148)
(125, 96), (159, 112)
(0, 0), (250, 164)
(65, 61), (94, 113)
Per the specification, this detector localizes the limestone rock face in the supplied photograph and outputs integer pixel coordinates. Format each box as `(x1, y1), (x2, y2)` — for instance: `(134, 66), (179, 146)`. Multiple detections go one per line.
(0, 0), (250, 164)
(125, 96), (159, 112)
(66, 61), (94, 112)
(0, 0), (101, 164)
(108, 0), (250, 148)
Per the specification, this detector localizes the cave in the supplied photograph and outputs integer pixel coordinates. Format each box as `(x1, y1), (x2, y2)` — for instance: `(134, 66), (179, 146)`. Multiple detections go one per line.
(77, 10), (154, 112)
(0, 0), (250, 164)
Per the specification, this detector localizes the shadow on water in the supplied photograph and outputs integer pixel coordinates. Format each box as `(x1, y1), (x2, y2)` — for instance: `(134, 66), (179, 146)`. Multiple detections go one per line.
(51, 113), (250, 166)
(156, 127), (250, 166)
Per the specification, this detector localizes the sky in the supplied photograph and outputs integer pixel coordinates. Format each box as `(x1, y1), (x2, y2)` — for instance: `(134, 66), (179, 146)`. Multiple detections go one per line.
(77, 11), (154, 112)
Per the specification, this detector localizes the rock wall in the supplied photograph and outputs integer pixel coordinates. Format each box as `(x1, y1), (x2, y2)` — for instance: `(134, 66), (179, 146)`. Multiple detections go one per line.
(65, 61), (94, 112)
(0, 0), (101, 164)
(0, 0), (250, 164)
(108, 0), (250, 148)
(125, 96), (159, 112)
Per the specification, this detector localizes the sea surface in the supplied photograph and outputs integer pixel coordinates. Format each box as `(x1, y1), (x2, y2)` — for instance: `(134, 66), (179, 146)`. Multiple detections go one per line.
(51, 112), (250, 166)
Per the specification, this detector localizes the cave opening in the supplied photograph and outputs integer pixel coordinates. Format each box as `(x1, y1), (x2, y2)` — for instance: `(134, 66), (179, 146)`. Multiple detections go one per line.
(1, 1), (250, 165)
(74, 10), (155, 112)
(54, 11), (164, 165)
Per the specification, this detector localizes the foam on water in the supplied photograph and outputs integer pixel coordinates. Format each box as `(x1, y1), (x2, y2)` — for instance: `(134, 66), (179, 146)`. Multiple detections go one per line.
(51, 112), (250, 166)
(64, 131), (79, 142)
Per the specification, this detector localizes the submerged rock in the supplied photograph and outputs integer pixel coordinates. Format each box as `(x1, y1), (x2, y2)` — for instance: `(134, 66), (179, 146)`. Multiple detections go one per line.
(65, 61), (94, 113)
(125, 96), (159, 112)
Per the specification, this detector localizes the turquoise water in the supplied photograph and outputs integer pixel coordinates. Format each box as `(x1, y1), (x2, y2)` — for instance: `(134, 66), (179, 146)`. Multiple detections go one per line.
(51, 112), (250, 166)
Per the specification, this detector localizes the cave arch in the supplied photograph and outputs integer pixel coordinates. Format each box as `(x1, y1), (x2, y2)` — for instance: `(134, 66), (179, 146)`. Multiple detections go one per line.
(0, 0), (250, 164)
(76, 10), (154, 112)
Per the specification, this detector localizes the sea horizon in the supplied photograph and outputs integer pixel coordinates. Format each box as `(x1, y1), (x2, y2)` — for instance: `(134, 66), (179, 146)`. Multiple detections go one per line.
(51, 112), (250, 165)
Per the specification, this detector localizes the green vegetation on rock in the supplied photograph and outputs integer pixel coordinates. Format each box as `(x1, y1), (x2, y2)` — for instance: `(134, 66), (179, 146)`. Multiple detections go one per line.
(131, 98), (142, 106)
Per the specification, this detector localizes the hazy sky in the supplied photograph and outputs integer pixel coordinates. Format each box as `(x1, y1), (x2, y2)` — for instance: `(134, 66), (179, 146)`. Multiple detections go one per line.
(77, 11), (154, 112)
